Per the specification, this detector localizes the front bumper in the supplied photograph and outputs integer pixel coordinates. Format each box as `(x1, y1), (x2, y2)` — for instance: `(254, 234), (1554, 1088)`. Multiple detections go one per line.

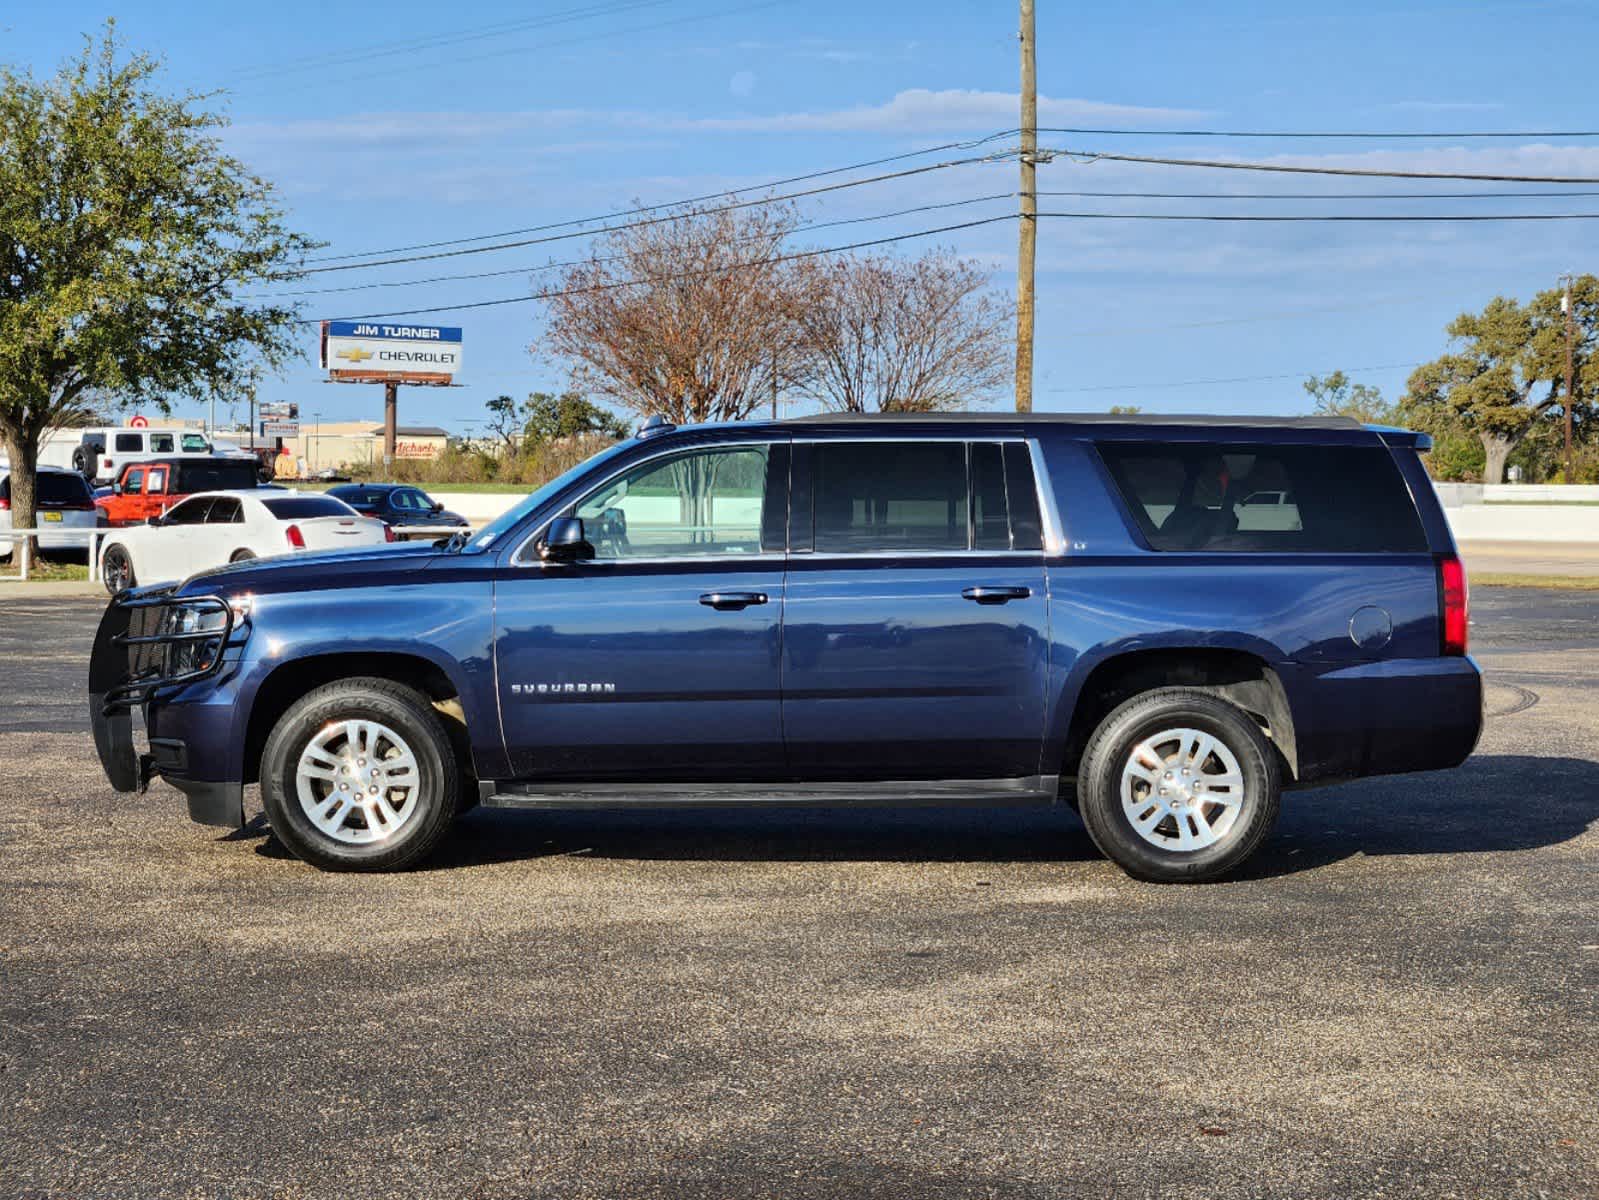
(87, 591), (247, 829)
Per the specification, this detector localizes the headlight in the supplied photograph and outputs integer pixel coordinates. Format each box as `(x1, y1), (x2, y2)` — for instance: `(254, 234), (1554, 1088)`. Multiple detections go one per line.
(157, 599), (244, 675)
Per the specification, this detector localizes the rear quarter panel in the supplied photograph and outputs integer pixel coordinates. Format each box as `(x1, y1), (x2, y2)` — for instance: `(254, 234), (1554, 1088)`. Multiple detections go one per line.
(1035, 431), (1471, 784)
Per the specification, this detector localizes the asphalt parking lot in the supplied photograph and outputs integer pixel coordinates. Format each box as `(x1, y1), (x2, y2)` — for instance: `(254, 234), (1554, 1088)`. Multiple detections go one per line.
(1, 590), (1595, 1199)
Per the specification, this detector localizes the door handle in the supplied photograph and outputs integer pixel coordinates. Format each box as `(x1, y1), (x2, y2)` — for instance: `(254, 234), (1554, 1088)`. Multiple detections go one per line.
(961, 586), (1031, 605)
(699, 591), (768, 611)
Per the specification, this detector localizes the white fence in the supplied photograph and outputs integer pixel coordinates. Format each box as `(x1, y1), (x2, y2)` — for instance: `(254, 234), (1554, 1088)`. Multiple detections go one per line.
(0, 528), (107, 583)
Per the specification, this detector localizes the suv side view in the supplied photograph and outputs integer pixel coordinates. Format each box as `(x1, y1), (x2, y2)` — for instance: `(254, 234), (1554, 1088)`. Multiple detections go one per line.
(96, 455), (267, 527)
(88, 414), (1482, 882)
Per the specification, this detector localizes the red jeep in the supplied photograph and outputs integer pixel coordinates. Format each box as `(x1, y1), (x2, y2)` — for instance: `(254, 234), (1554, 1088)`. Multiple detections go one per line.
(96, 456), (265, 527)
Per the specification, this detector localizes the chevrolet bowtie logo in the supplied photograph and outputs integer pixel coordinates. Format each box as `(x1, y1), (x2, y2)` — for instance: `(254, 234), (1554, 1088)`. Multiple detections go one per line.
(336, 346), (375, 363)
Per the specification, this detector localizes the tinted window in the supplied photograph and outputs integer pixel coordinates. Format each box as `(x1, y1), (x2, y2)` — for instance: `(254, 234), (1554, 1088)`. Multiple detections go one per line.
(173, 461), (259, 492)
(575, 445), (768, 559)
(1097, 442), (1427, 553)
(971, 442), (1010, 550)
(163, 498), (212, 525)
(261, 496), (356, 519)
(115, 434), (142, 452)
(28, 473), (93, 506)
(206, 497), (243, 524)
(813, 442), (968, 553)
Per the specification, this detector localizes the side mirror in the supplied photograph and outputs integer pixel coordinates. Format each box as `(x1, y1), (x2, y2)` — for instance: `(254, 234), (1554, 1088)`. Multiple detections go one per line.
(429, 500), (443, 513)
(145, 515), (162, 527)
(537, 516), (594, 563)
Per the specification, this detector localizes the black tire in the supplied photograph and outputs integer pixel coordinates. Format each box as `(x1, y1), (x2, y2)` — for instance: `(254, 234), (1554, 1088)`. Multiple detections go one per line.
(102, 544), (135, 594)
(260, 677), (460, 872)
(229, 548), (256, 563)
(72, 448), (90, 477)
(1076, 688), (1280, 884)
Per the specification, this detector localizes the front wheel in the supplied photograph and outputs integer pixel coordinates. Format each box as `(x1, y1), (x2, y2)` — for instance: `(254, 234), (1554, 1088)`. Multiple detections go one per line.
(102, 544), (135, 594)
(1077, 688), (1280, 883)
(260, 678), (460, 871)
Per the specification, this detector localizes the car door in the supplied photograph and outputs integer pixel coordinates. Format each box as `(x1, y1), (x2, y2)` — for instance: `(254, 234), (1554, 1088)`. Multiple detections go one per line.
(780, 438), (1050, 781)
(200, 496), (246, 565)
(494, 438), (788, 782)
(141, 466), (171, 523)
(143, 496), (213, 581)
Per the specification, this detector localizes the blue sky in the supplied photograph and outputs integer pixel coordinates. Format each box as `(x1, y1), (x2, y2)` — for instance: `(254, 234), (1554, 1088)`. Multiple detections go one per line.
(7, 0), (1599, 434)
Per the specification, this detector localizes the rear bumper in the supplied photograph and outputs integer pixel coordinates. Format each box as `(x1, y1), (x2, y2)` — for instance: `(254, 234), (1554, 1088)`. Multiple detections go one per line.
(1294, 655), (1483, 783)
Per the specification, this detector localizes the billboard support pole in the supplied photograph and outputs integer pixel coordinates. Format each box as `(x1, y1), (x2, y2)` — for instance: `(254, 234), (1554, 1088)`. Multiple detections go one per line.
(384, 380), (399, 476)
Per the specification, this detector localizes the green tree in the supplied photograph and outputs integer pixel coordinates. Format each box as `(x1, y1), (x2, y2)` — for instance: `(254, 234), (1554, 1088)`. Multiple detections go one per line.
(0, 26), (314, 549)
(1399, 279), (1598, 483)
(522, 392), (628, 445)
(484, 395), (522, 454)
(1303, 371), (1397, 425)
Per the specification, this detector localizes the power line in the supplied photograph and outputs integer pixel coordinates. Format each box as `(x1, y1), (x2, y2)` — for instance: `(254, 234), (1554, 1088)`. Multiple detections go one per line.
(1051, 148), (1599, 184)
(1038, 210), (1599, 221)
(302, 214), (1017, 323)
(229, 1), (790, 96)
(1048, 362), (1422, 394)
(1036, 188), (1599, 200)
(1038, 126), (1599, 140)
(253, 193), (1017, 299)
(228, 0), (674, 82)
(307, 131), (1020, 263)
(293, 152), (1014, 275)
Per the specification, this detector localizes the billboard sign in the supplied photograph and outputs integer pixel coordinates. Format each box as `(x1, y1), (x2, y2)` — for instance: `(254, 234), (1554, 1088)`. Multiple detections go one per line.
(320, 321), (463, 385)
(260, 402), (299, 420)
(260, 420), (300, 438)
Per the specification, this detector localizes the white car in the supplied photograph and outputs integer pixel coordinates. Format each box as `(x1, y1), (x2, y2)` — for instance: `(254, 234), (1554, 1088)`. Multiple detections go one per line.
(0, 462), (103, 560)
(99, 490), (392, 593)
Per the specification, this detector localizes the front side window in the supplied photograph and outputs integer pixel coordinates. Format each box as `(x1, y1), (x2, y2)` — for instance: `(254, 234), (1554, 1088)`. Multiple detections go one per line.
(1097, 442), (1427, 553)
(812, 442), (968, 553)
(574, 445), (769, 559)
(122, 468), (145, 494)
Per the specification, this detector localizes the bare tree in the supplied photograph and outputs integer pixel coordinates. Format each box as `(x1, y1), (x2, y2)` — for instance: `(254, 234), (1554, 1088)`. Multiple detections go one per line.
(789, 250), (1012, 413)
(537, 200), (807, 424)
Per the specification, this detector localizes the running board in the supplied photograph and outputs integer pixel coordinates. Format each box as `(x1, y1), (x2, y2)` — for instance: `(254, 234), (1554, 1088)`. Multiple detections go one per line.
(481, 775), (1060, 810)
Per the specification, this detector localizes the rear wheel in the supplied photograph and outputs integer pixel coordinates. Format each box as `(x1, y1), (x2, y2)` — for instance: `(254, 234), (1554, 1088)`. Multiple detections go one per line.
(1077, 688), (1280, 883)
(260, 678), (459, 872)
(229, 548), (256, 563)
(102, 544), (135, 594)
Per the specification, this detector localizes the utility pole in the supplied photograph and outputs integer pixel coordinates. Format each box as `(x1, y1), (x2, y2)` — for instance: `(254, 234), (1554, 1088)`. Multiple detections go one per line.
(1014, 0), (1037, 413)
(1562, 275), (1576, 484)
(383, 380), (398, 476)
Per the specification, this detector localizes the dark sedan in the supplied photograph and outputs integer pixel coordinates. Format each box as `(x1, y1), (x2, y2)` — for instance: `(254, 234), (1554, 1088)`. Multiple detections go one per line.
(325, 483), (468, 529)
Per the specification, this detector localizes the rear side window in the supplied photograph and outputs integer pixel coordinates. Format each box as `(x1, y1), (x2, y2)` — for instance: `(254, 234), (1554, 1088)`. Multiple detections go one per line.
(206, 497), (244, 524)
(114, 433), (142, 452)
(812, 442), (968, 553)
(260, 496), (355, 519)
(1097, 442), (1427, 553)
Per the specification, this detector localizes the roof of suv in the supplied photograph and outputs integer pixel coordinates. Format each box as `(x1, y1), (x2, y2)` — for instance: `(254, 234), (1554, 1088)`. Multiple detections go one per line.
(778, 412), (1363, 429)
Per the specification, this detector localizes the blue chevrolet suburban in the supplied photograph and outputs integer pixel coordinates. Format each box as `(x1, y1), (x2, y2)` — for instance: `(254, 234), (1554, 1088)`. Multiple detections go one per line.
(88, 413), (1482, 882)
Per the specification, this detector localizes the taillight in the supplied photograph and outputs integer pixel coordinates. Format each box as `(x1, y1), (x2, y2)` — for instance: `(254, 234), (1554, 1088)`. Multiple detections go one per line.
(103, 458), (113, 469)
(285, 524), (306, 549)
(384, 524), (396, 543)
(1438, 553), (1469, 656)
(0, 498), (9, 510)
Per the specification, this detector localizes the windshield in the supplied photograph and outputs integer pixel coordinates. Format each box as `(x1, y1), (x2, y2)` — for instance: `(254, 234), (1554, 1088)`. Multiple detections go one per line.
(465, 439), (635, 551)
